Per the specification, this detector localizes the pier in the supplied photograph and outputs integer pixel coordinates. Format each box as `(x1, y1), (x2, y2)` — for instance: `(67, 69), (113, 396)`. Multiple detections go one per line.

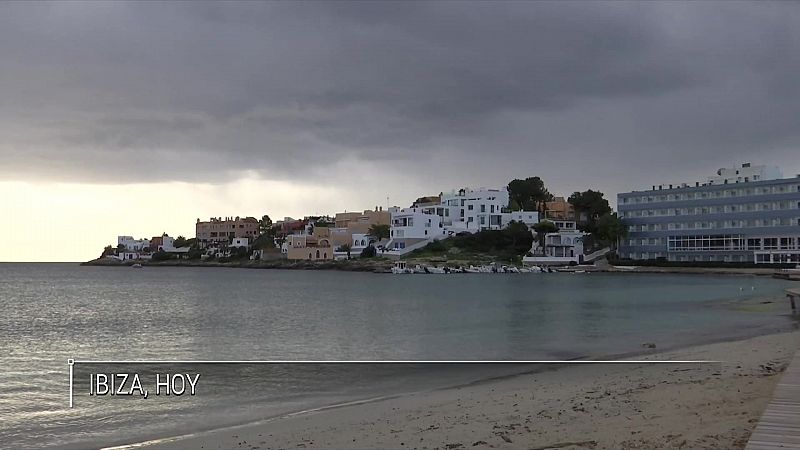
(745, 348), (800, 449)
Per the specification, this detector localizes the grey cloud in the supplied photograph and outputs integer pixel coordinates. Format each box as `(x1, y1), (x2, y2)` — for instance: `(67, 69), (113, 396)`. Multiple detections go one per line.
(1, 1), (799, 196)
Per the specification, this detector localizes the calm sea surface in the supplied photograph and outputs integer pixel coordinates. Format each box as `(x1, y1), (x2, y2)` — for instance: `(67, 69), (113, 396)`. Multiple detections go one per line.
(0, 263), (795, 449)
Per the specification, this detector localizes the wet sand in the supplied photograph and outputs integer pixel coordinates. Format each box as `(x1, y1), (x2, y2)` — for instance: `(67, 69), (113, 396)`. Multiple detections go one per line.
(137, 328), (800, 450)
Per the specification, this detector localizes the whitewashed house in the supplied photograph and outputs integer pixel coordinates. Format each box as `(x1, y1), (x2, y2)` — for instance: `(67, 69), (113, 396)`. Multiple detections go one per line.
(117, 236), (150, 251)
(230, 237), (250, 248)
(385, 207), (446, 254)
(523, 220), (588, 266)
(434, 187), (509, 232)
(501, 211), (540, 228)
(421, 187), (539, 234)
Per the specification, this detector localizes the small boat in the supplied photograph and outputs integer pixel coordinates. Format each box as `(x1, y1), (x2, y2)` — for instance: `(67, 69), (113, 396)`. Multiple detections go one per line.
(391, 261), (414, 274)
(131, 263), (143, 269)
(464, 266), (481, 273)
(426, 266), (446, 274)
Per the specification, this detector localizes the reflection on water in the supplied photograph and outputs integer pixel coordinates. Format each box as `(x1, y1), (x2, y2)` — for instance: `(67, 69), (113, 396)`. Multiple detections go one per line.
(0, 263), (793, 449)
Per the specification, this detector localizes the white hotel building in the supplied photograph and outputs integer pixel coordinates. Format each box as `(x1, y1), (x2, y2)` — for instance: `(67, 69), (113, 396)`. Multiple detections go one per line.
(618, 163), (800, 264)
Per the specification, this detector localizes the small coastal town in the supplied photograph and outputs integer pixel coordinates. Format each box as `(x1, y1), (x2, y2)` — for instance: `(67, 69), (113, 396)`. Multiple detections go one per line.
(95, 162), (800, 273)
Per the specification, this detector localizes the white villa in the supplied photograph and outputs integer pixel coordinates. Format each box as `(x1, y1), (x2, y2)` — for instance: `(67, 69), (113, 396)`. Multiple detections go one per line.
(383, 187), (541, 257)
(433, 187), (510, 232)
(117, 236), (150, 251)
(523, 220), (588, 266)
(420, 187), (539, 233)
(385, 207), (447, 254)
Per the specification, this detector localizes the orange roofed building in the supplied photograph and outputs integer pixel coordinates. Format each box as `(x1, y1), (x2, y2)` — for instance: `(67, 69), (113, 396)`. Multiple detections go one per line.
(543, 197), (576, 221)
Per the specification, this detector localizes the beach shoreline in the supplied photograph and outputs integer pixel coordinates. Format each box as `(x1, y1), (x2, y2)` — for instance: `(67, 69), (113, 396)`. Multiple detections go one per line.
(100, 321), (799, 450)
(80, 256), (796, 277)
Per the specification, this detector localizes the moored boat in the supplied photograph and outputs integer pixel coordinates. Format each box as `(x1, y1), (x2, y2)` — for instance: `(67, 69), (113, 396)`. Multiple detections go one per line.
(391, 261), (414, 274)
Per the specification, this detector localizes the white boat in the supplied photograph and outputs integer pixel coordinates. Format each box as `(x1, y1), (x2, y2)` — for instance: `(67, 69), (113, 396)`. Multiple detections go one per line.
(131, 263), (143, 269)
(425, 266), (446, 274)
(464, 266), (482, 273)
(391, 261), (414, 274)
(412, 265), (426, 274)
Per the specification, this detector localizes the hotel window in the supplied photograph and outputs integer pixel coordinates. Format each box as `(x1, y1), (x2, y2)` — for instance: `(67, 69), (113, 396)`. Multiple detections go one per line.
(468, 205), (473, 211)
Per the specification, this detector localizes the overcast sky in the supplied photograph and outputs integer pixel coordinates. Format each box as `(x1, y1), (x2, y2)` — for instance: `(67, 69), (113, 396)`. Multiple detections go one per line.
(2, 1), (800, 261)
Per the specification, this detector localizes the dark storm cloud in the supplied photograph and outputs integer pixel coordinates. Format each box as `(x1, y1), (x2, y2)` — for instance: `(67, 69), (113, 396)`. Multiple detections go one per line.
(1, 1), (799, 195)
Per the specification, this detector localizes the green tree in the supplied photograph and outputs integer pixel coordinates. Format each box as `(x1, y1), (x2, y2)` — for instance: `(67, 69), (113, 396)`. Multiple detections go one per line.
(367, 224), (390, 241)
(593, 213), (628, 248)
(173, 235), (188, 248)
(505, 220), (530, 249)
(532, 220), (559, 255)
(338, 243), (352, 259)
(507, 177), (554, 212)
(103, 245), (115, 257)
(258, 215), (273, 235)
(568, 190), (612, 232)
(251, 234), (275, 249)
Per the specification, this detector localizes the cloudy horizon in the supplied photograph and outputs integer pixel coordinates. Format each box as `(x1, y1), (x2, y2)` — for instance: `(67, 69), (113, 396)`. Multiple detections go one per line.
(2, 1), (800, 261)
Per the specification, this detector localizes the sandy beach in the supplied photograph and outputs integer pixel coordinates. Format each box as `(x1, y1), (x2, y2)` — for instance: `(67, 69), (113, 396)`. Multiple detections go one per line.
(135, 327), (800, 450)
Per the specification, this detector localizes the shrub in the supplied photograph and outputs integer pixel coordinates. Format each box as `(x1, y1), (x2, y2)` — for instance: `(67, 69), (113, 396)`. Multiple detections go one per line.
(360, 245), (377, 258)
(424, 240), (447, 252)
(151, 251), (173, 261)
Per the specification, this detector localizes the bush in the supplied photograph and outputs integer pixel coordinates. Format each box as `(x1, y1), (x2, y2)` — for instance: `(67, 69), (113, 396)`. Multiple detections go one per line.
(231, 246), (250, 258)
(360, 245), (377, 258)
(424, 240), (447, 253)
(151, 251), (173, 261)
